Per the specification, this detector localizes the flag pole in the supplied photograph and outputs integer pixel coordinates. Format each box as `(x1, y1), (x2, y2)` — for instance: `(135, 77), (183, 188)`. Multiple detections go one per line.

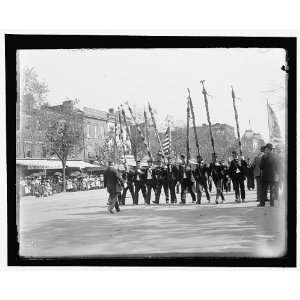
(114, 113), (118, 164)
(266, 99), (271, 142)
(144, 109), (151, 155)
(188, 88), (201, 158)
(186, 96), (190, 164)
(121, 104), (137, 162)
(118, 107), (128, 167)
(200, 80), (216, 156)
(168, 119), (171, 158)
(126, 102), (153, 162)
(231, 85), (242, 156)
(148, 102), (165, 161)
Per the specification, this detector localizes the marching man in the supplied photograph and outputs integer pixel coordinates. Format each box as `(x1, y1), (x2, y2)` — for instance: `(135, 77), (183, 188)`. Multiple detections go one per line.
(104, 160), (122, 214)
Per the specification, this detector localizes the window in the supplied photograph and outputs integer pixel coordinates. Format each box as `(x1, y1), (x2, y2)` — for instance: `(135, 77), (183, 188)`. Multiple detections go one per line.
(86, 124), (90, 138)
(94, 125), (97, 138)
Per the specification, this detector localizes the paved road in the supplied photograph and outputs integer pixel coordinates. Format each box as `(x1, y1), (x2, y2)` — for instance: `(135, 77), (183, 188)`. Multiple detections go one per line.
(19, 188), (286, 257)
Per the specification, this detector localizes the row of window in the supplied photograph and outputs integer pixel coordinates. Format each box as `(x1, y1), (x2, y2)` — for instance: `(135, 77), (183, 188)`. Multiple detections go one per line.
(86, 123), (106, 139)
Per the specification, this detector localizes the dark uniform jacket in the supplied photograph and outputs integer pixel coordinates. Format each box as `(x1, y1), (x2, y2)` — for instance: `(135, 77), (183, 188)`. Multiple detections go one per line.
(209, 162), (224, 182)
(155, 166), (169, 182)
(229, 159), (247, 180)
(194, 164), (209, 183)
(144, 166), (157, 181)
(133, 167), (146, 183)
(104, 166), (122, 194)
(122, 169), (135, 185)
(178, 165), (195, 182)
(260, 153), (281, 182)
(166, 164), (179, 182)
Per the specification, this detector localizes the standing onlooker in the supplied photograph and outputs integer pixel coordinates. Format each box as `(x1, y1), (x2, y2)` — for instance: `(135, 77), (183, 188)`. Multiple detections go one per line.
(104, 160), (122, 213)
(258, 143), (281, 207)
(252, 146), (265, 202)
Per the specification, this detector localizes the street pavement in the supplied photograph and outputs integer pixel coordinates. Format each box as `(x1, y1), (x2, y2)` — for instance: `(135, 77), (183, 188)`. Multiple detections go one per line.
(19, 188), (286, 258)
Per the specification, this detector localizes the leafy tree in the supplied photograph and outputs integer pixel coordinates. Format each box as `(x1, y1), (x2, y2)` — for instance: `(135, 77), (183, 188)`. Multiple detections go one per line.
(39, 101), (84, 191)
(21, 67), (49, 112)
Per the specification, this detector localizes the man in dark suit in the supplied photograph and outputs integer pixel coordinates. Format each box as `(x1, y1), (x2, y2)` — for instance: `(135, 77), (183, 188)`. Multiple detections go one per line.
(178, 155), (196, 204)
(145, 159), (157, 205)
(252, 146), (265, 202)
(229, 151), (247, 203)
(104, 161), (123, 214)
(258, 143), (281, 207)
(133, 160), (147, 205)
(120, 164), (135, 205)
(153, 159), (169, 204)
(210, 153), (225, 204)
(194, 155), (211, 204)
(166, 157), (179, 204)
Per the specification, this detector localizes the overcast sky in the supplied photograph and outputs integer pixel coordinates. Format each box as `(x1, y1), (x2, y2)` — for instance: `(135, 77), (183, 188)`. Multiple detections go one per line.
(19, 48), (286, 141)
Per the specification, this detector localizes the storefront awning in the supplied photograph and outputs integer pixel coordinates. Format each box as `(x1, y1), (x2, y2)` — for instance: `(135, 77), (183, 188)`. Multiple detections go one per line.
(16, 159), (101, 170)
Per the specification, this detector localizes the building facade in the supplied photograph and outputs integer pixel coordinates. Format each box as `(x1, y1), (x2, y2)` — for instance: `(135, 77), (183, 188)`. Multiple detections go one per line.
(16, 100), (131, 163)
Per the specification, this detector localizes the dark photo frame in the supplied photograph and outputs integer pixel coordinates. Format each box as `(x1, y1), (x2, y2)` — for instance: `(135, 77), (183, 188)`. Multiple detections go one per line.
(6, 34), (296, 267)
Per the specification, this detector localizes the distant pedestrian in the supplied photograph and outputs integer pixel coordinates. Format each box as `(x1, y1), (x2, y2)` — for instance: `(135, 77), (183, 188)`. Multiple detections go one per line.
(258, 143), (281, 207)
(104, 161), (122, 214)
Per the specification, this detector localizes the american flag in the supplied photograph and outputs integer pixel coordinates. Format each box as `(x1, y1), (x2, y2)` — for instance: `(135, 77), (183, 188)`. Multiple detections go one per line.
(159, 126), (171, 156)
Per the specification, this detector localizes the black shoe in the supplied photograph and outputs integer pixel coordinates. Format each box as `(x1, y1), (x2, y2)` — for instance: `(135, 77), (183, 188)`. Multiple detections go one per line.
(257, 204), (265, 207)
(179, 201), (185, 205)
(241, 199), (245, 203)
(215, 200), (219, 204)
(116, 208), (120, 212)
(152, 201), (159, 204)
(196, 201), (201, 204)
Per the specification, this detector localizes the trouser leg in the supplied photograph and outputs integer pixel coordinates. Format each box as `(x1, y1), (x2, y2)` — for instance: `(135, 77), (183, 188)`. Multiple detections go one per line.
(128, 185), (135, 203)
(163, 182), (169, 202)
(169, 181), (177, 202)
(260, 181), (268, 206)
(146, 181), (151, 204)
(219, 179), (224, 200)
(196, 181), (202, 203)
(270, 182), (276, 206)
(134, 184), (140, 204)
(255, 177), (261, 202)
(233, 179), (240, 200)
(240, 178), (245, 200)
(155, 182), (162, 203)
(108, 192), (118, 211)
(181, 181), (187, 203)
(188, 182), (196, 202)
(115, 193), (120, 211)
(141, 184), (147, 202)
(202, 181), (210, 201)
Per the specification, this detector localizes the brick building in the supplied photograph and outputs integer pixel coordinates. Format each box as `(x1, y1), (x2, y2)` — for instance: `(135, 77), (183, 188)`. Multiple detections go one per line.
(16, 100), (131, 163)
